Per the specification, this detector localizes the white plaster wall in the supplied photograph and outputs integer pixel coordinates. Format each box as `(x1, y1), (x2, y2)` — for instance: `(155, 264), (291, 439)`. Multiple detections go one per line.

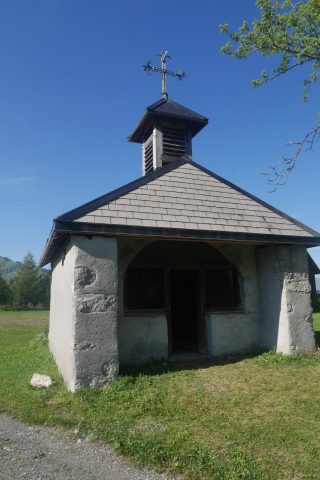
(257, 245), (315, 354)
(118, 314), (168, 365)
(49, 242), (77, 390)
(206, 313), (259, 356)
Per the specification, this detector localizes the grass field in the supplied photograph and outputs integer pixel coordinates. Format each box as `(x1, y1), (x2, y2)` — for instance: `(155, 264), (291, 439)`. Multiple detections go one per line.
(1, 310), (320, 480)
(313, 311), (320, 331)
(0, 309), (49, 326)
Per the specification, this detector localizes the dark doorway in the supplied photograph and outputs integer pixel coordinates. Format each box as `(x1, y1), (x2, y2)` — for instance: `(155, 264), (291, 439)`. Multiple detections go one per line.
(170, 269), (200, 352)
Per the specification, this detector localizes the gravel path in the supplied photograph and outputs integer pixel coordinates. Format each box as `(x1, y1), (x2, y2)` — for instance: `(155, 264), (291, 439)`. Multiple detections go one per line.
(0, 414), (178, 480)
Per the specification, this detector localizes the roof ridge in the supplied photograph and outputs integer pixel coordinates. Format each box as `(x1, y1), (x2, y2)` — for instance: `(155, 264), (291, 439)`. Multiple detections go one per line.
(189, 160), (320, 238)
(146, 97), (167, 111)
(148, 97), (208, 121)
(56, 158), (188, 222)
(164, 98), (209, 120)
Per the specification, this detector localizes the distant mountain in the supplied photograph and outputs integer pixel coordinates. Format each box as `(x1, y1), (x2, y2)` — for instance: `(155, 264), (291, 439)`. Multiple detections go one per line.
(0, 256), (23, 281)
(0, 256), (50, 282)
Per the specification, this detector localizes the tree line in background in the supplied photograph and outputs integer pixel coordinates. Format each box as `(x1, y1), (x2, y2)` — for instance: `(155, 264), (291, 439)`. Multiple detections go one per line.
(0, 252), (50, 309)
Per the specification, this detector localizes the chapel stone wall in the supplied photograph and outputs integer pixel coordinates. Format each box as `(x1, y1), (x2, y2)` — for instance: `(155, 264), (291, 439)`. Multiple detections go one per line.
(72, 235), (119, 389)
(119, 314), (168, 365)
(206, 244), (260, 355)
(49, 235), (119, 391)
(257, 245), (315, 354)
(117, 238), (167, 365)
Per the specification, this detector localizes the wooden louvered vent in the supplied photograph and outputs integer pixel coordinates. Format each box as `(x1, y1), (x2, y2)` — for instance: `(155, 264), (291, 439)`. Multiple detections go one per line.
(162, 125), (186, 159)
(144, 137), (154, 174)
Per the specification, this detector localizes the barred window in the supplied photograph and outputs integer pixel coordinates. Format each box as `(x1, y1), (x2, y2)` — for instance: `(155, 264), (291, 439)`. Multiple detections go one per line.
(124, 268), (165, 310)
(205, 269), (240, 310)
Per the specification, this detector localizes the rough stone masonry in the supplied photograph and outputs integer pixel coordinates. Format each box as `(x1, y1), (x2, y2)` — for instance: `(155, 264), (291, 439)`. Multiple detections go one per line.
(49, 235), (119, 391)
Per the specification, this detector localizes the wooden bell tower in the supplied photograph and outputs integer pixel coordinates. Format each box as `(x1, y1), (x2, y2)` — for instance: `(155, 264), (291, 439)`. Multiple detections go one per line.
(128, 50), (208, 175)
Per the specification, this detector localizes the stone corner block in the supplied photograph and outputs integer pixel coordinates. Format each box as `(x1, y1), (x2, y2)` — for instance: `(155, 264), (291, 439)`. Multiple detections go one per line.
(75, 294), (117, 314)
(74, 266), (97, 291)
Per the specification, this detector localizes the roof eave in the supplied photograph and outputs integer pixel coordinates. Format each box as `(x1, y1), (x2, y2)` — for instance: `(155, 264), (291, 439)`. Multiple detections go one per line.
(308, 253), (320, 275)
(127, 111), (151, 143)
(67, 221), (320, 246)
(128, 111), (208, 143)
(39, 223), (70, 268)
(40, 218), (320, 267)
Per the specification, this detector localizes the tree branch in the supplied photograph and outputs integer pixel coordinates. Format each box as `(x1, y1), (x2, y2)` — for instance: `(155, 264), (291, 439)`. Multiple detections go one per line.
(264, 124), (320, 191)
(264, 60), (308, 82)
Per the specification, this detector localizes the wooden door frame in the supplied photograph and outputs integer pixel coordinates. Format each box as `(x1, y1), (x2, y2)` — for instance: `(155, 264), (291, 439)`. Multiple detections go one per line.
(198, 269), (207, 354)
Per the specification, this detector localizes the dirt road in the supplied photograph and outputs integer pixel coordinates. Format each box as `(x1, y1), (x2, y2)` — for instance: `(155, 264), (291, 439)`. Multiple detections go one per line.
(0, 414), (176, 480)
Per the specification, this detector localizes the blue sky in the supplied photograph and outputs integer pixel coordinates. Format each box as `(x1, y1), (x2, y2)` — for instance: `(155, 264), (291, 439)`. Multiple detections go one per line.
(0, 0), (319, 271)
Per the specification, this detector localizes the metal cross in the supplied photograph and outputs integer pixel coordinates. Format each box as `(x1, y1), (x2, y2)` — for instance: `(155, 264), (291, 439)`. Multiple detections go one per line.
(143, 49), (186, 99)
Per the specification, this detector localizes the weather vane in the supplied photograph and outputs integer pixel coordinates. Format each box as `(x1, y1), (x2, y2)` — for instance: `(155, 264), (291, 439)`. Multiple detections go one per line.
(143, 49), (186, 99)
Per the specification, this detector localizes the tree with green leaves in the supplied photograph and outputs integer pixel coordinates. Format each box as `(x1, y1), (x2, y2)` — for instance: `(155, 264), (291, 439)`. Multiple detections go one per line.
(0, 272), (11, 305)
(220, 0), (320, 189)
(10, 252), (43, 308)
(38, 270), (51, 309)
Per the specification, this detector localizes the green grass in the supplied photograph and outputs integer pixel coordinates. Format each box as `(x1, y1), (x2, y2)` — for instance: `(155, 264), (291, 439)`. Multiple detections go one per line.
(313, 312), (320, 332)
(1, 312), (320, 479)
(0, 309), (49, 325)
(313, 313), (320, 347)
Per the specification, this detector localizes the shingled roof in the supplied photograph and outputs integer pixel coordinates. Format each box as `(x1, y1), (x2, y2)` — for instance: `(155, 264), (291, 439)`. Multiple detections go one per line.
(40, 159), (320, 266)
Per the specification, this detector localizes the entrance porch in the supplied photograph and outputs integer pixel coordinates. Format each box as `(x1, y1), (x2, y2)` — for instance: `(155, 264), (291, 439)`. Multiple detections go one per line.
(118, 238), (258, 365)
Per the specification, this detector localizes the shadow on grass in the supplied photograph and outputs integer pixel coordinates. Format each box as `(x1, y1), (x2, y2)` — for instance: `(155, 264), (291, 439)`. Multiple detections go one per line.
(120, 349), (267, 377)
(315, 331), (320, 347)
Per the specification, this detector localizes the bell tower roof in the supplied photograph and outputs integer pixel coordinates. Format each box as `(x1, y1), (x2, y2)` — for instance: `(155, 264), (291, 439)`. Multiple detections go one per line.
(128, 97), (208, 144)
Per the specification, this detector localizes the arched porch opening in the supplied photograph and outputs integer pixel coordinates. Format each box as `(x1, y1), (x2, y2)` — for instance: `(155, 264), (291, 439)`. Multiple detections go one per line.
(123, 240), (241, 354)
